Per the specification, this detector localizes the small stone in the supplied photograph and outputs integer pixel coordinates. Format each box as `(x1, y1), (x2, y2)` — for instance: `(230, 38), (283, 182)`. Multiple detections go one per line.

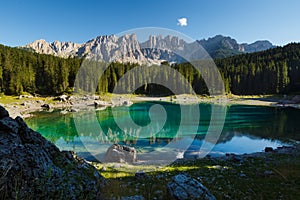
(263, 170), (274, 176)
(154, 190), (163, 195)
(135, 170), (147, 179)
(239, 173), (247, 178)
(21, 102), (32, 107)
(55, 94), (69, 102)
(156, 174), (164, 179)
(94, 100), (110, 107)
(122, 100), (133, 106)
(232, 155), (243, 162)
(41, 104), (51, 110)
(121, 195), (145, 200)
(70, 108), (79, 112)
(265, 147), (274, 152)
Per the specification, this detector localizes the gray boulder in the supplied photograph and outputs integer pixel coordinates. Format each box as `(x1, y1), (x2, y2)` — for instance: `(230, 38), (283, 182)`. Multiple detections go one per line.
(104, 144), (137, 163)
(167, 174), (216, 200)
(55, 94), (69, 102)
(0, 105), (104, 199)
(94, 100), (110, 107)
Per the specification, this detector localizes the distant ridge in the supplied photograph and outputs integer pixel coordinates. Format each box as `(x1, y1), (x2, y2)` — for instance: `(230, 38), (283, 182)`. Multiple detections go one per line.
(24, 34), (275, 63)
(197, 35), (275, 58)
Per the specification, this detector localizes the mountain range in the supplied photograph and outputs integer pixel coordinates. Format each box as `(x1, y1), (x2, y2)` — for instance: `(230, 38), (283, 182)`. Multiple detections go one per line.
(24, 34), (275, 64)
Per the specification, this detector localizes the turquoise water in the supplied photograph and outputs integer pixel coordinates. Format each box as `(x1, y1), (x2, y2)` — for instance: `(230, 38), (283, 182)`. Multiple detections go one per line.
(25, 102), (299, 162)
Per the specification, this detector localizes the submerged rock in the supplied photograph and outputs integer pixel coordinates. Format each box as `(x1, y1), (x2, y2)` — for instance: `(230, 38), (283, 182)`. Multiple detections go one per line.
(0, 105), (104, 199)
(104, 144), (137, 163)
(167, 174), (216, 200)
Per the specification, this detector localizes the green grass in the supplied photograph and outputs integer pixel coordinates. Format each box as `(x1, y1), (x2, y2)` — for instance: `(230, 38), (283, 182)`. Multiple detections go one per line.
(0, 95), (55, 105)
(0, 95), (21, 104)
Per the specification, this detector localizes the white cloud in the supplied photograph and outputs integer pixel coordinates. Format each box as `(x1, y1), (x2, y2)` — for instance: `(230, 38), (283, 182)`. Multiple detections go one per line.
(177, 17), (188, 26)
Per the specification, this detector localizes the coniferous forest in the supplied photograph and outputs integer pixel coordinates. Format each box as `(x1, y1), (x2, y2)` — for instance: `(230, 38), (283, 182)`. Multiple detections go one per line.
(0, 43), (300, 96)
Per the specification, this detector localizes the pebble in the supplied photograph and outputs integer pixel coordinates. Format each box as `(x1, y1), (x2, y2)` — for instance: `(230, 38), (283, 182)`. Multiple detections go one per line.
(263, 170), (274, 176)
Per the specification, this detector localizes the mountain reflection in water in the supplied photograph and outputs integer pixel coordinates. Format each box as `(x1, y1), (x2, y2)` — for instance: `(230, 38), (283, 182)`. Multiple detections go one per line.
(26, 102), (298, 161)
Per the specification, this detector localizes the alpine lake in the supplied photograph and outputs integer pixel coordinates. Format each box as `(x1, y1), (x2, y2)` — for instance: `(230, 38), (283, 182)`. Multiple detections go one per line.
(25, 101), (300, 164)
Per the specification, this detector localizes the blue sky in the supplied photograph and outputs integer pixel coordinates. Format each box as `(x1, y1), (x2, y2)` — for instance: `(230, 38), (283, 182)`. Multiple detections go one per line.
(1, 0), (300, 46)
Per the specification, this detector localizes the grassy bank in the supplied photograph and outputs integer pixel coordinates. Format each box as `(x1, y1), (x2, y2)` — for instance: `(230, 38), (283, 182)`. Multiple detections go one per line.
(92, 145), (300, 199)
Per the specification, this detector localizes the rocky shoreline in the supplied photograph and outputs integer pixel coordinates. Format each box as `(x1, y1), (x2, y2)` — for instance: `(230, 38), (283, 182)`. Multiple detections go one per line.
(1, 94), (300, 119)
(0, 105), (104, 199)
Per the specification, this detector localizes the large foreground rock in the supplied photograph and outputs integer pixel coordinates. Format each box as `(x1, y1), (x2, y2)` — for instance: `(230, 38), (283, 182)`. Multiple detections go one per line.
(104, 144), (137, 163)
(0, 106), (104, 199)
(167, 174), (216, 200)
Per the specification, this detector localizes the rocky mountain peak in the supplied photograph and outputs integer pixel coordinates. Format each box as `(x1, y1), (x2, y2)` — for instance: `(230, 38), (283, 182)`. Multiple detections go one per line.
(24, 34), (275, 63)
(77, 33), (147, 63)
(241, 40), (275, 53)
(27, 39), (54, 55)
(140, 35), (186, 51)
(26, 39), (81, 57)
(197, 35), (275, 58)
(198, 35), (240, 50)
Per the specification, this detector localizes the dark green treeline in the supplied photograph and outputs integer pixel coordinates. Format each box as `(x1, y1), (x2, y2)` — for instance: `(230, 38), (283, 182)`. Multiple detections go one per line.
(216, 43), (300, 94)
(0, 45), (82, 95)
(0, 43), (300, 96)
